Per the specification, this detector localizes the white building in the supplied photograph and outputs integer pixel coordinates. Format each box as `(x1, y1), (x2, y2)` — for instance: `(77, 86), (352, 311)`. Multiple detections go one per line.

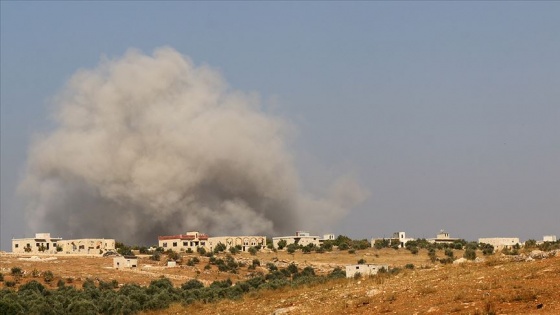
(12, 233), (115, 255)
(57, 239), (115, 254)
(207, 236), (266, 252)
(428, 230), (460, 244)
(323, 234), (335, 241)
(371, 231), (414, 248)
(345, 264), (389, 278)
(12, 233), (62, 254)
(158, 231), (209, 252)
(113, 255), (138, 269)
(272, 231), (322, 249)
(478, 237), (520, 251)
(543, 235), (557, 242)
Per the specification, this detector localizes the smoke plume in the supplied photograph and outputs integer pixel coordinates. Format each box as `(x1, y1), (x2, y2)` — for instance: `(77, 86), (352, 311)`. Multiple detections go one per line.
(20, 47), (367, 244)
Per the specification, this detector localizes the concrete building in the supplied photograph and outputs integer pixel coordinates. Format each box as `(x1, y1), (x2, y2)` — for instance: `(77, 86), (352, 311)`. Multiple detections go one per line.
(113, 255), (138, 269)
(272, 231), (322, 249)
(207, 236), (266, 252)
(12, 233), (62, 254)
(543, 235), (557, 242)
(429, 230), (460, 244)
(478, 237), (520, 251)
(345, 264), (389, 278)
(57, 239), (115, 254)
(371, 231), (414, 248)
(12, 233), (115, 255)
(158, 231), (209, 252)
(323, 234), (335, 241)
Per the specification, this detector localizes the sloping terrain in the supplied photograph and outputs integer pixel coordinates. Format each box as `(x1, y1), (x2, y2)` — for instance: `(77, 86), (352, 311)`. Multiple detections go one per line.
(1, 249), (558, 314)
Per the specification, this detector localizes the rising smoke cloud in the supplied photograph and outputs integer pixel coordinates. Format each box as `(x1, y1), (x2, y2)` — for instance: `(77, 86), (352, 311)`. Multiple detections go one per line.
(20, 47), (367, 244)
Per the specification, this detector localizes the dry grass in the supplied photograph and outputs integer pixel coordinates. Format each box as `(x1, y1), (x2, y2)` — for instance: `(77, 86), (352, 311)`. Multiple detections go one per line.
(2, 249), (559, 314)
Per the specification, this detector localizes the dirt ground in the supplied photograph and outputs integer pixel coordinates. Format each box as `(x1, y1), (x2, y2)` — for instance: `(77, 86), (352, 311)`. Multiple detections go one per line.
(1, 249), (559, 314)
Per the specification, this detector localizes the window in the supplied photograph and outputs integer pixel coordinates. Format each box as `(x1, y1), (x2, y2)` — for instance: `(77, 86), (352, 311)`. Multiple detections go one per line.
(163, 242), (168, 248)
(15, 244), (19, 248)
(183, 242), (188, 246)
(79, 245), (85, 249)
(36, 243), (40, 247)
(201, 242), (205, 246)
(356, 266), (359, 269)
(173, 242), (177, 247)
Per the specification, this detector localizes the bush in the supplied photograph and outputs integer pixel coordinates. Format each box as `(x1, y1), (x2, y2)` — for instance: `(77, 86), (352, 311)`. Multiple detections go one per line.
(0, 273), (3, 282)
(229, 247), (240, 255)
(329, 267), (346, 279)
(464, 248), (476, 260)
(277, 240), (288, 250)
(428, 249), (437, 263)
(357, 259), (366, 264)
(286, 244), (297, 254)
(43, 270), (54, 283)
(150, 252), (161, 261)
(444, 249), (454, 258)
(405, 263), (414, 270)
(348, 249), (356, 254)
(338, 243), (349, 250)
(181, 279), (204, 291)
(197, 247), (206, 256)
(214, 243), (227, 253)
(5, 281), (16, 287)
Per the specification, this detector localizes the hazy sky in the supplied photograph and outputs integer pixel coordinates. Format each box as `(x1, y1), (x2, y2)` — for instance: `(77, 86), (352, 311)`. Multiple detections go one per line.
(1, 2), (559, 251)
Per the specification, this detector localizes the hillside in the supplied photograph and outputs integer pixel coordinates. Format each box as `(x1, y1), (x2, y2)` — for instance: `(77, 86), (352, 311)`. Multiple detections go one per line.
(1, 248), (559, 314)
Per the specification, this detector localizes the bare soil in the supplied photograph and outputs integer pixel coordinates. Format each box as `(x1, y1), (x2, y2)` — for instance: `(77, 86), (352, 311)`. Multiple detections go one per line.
(1, 249), (558, 314)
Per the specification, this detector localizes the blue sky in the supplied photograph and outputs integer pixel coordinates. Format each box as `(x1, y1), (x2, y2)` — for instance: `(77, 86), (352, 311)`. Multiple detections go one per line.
(1, 2), (559, 250)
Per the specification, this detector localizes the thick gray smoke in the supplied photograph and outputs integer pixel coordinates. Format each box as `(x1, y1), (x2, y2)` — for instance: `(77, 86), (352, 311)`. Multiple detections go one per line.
(20, 47), (367, 244)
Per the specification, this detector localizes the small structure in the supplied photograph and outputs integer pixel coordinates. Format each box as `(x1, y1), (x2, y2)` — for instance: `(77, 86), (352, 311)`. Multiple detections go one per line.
(345, 264), (389, 278)
(273, 231), (322, 249)
(323, 234), (335, 241)
(478, 237), (520, 251)
(167, 260), (177, 267)
(113, 255), (138, 269)
(429, 230), (460, 244)
(543, 235), (557, 242)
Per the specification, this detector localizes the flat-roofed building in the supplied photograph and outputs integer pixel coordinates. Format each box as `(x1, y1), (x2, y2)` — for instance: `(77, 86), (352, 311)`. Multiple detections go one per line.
(12, 233), (62, 254)
(345, 264), (389, 278)
(207, 236), (266, 252)
(478, 237), (520, 251)
(158, 231), (209, 252)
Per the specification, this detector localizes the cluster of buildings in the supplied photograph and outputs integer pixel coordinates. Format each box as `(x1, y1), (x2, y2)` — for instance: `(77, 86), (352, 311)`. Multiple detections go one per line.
(11, 230), (557, 256)
(371, 230), (557, 252)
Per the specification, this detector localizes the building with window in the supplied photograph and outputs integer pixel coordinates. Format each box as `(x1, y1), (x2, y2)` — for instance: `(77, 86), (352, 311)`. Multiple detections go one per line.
(428, 230), (460, 244)
(345, 264), (389, 278)
(478, 237), (520, 251)
(272, 231), (324, 249)
(57, 239), (115, 254)
(11, 233), (115, 255)
(113, 255), (138, 269)
(158, 231), (209, 252)
(12, 233), (62, 254)
(207, 236), (266, 252)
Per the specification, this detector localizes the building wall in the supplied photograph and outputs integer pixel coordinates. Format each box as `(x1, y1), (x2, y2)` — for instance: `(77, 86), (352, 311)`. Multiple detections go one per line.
(158, 231), (209, 252)
(207, 236), (266, 252)
(272, 235), (321, 249)
(11, 233), (62, 254)
(345, 264), (389, 278)
(543, 235), (557, 242)
(58, 239), (115, 254)
(478, 237), (520, 250)
(113, 256), (138, 269)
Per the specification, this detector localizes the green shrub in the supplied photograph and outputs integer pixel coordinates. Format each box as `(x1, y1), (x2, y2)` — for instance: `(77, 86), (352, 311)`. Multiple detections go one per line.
(444, 249), (454, 258)
(464, 248), (476, 260)
(338, 243), (349, 250)
(229, 247), (240, 255)
(197, 247), (206, 256)
(277, 240), (287, 250)
(43, 270), (54, 283)
(405, 263), (414, 269)
(357, 259), (366, 264)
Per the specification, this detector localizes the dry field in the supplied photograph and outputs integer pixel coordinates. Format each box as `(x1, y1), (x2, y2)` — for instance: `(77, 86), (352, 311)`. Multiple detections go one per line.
(1, 248), (559, 314)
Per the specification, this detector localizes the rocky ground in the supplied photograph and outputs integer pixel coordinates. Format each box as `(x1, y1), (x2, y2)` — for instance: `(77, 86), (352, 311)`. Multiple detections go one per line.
(1, 248), (559, 314)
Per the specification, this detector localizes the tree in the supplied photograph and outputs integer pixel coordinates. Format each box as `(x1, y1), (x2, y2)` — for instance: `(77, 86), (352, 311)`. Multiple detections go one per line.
(229, 247), (240, 255)
(214, 242), (226, 253)
(277, 240), (287, 250)
(524, 239), (537, 249)
(428, 249), (437, 263)
(248, 247), (258, 256)
(464, 248), (476, 260)
(286, 244), (297, 254)
(357, 259), (366, 264)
